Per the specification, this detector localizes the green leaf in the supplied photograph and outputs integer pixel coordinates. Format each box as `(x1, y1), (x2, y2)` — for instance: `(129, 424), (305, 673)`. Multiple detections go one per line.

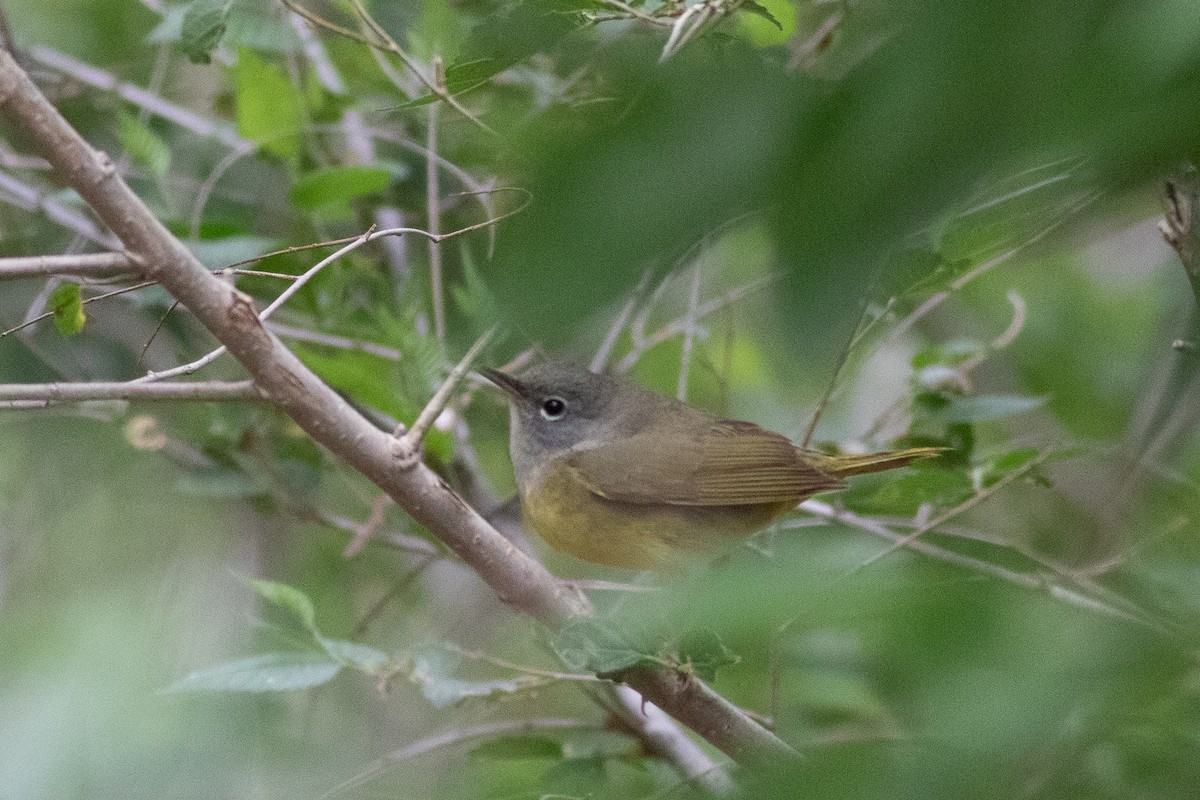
(233, 49), (302, 160)
(471, 735), (564, 760)
(175, 466), (259, 498)
(319, 637), (391, 673)
(48, 282), (85, 336)
(542, 755), (607, 795)
(251, 579), (317, 632)
(164, 652), (340, 693)
(739, 0), (782, 30)
(850, 466), (974, 516)
(987, 447), (1042, 473)
(942, 394), (1045, 424)
(181, 0), (231, 64)
(151, 0), (299, 53)
(290, 345), (409, 420)
(409, 651), (526, 708)
(396, 4), (577, 108)
(912, 339), (985, 369)
(116, 113), (170, 176)
(979, 447), (1051, 489)
(222, 0), (300, 54)
(676, 629), (740, 682)
(792, 670), (889, 720)
(289, 166), (392, 212)
(550, 618), (658, 675)
(452, 248), (500, 332)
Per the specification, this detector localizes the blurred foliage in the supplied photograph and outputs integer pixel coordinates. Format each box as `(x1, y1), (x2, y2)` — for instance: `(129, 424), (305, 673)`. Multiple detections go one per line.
(2, 0), (1200, 798)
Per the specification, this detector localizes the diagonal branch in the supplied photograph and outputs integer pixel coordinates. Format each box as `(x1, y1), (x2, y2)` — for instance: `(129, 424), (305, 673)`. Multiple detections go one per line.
(0, 46), (795, 769)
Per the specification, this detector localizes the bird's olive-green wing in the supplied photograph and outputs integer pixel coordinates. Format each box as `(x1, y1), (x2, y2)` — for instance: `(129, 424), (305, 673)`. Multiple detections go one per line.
(566, 419), (843, 506)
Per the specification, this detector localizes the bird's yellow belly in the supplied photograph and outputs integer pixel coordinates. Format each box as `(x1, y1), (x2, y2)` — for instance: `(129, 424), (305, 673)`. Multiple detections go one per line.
(520, 462), (793, 570)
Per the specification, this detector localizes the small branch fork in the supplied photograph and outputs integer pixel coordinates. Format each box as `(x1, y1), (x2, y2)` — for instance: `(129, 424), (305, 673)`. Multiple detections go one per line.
(390, 325), (496, 467)
(0, 46), (793, 773)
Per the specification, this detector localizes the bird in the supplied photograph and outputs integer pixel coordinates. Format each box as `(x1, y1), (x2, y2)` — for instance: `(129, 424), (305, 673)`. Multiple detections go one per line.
(484, 360), (939, 571)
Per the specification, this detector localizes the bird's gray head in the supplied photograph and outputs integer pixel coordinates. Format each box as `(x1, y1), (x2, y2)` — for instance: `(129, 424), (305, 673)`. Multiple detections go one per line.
(482, 361), (630, 470)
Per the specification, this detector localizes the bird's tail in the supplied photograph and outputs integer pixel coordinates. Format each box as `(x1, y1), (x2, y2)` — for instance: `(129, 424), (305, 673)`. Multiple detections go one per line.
(814, 447), (943, 478)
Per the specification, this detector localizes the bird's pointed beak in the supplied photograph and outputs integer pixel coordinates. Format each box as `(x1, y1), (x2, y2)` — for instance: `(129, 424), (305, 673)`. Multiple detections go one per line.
(480, 367), (523, 401)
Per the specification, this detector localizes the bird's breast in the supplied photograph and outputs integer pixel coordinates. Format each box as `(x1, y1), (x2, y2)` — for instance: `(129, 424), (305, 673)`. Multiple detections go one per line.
(520, 457), (791, 570)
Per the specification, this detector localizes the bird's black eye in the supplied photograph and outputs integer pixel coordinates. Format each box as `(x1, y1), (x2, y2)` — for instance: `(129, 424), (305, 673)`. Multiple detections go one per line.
(540, 396), (567, 420)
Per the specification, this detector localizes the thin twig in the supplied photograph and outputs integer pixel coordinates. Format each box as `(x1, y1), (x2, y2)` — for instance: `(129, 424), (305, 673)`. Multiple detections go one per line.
(592, 268), (652, 373)
(354, 555), (435, 635)
(364, 127), (499, 257)
(343, 493), (395, 557)
(886, 191), (1100, 345)
(265, 321), (404, 361)
(398, 325), (496, 449)
(598, 0), (674, 27)
(313, 509), (442, 558)
(851, 449), (1055, 570)
(132, 227), (383, 383)
(280, 0), (493, 132)
(319, 719), (595, 800)
(444, 643), (604, 683)
(132, 193), (529, 383)
(1, 280), (155, 338)
(801, 289), (876, 448)
(189, 143), (255, 239)
(426, 64), (445, 342)
(676, 259), (703, 400)
(800, 500), (1169, 633)
(288, 15), (415, 279)
(615, 275), (776, 373)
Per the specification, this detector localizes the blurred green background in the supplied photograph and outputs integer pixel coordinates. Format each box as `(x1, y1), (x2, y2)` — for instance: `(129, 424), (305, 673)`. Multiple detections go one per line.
(2, 0), (1200, 797)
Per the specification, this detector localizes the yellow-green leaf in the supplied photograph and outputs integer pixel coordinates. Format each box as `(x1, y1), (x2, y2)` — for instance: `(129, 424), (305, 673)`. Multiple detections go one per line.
(49, 282), (85, 336)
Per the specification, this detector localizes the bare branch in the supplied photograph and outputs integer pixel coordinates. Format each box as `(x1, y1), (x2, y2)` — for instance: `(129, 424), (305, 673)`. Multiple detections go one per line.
(0, 251), (135, 278)
(265, 321), (404, 361)
(0, 379), (263, 405)
(0, 170), (120, 248)
(27, 46), (244, 148)
(2, 279), (155, 339)
(608, 685), (736, 796)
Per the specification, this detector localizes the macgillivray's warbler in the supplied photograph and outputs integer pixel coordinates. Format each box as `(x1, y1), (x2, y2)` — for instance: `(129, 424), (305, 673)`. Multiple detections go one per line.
(483, 360), (939, 571)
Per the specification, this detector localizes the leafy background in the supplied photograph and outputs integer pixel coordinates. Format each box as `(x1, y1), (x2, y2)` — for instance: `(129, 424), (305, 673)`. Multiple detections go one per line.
(1, 0), (1200, 798)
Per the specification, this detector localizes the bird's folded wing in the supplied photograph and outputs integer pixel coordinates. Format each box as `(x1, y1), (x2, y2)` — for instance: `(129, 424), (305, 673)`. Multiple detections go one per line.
(567, 419), (843, 506)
